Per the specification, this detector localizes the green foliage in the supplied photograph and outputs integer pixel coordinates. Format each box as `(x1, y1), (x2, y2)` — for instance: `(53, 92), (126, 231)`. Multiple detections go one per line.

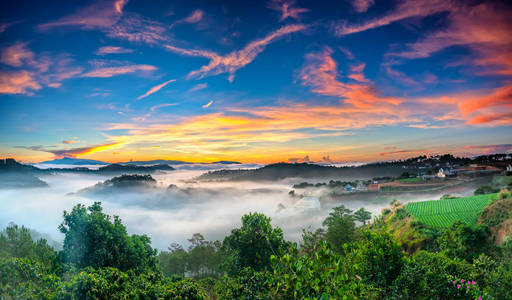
(215, 268), (271, 299)
(405, 194), (494, 228)
(353, 208), (372, 225)
(223, 213), (289, 274)
(59, 202), (157, 273)
(0, 224), (59, 272)
(437, 222), (491, 261)
(62, 267), (205, 299)
(391, 251), (474, 299)
(159, 234), (225, 279)
(0, 257), (62, 299)
(348, 230), (404, 293)
(474, 185), (499, 195)
(322, 205), (358, 253)
(268, 242), (371, 299)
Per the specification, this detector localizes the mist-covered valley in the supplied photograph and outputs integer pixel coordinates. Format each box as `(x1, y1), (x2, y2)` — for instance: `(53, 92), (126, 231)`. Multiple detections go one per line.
(0, 161), (485, 251)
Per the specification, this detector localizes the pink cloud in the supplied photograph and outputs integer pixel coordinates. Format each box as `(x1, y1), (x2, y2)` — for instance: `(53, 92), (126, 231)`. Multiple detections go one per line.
(137, 79), (176, 100)
(267, 0), (309, 22)
(81, 64), (156, 78)
(388, 3), (512, 76)
(38, 0), (128, 30)
(183, 9), (204, 23)
(0, 70), (41, 95)
(95, 46), (133, 55)
(0, 43), (34, 67)
(165, 24), (305, 82)
(348, 0), (375, 13)
(333, 0), (454, 36)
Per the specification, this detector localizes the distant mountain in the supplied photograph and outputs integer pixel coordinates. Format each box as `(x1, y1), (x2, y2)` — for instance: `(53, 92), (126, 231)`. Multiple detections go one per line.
(211, 161), (241, 164)
(97, 163), (175, 173)
(39, 157), (107, 165)
(197, 162), (414, 182)
(78, 174), (158, 196)
(0, 158), (48, 188)
(119, 159), (241, 165)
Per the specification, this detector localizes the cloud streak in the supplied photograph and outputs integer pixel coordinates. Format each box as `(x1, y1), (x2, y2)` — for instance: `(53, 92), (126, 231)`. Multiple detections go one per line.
(165, 24), (305, 82)
(332, 0), (455, 36)
(81, 64), (156, 78)
(137, 79), (176, 100)
(95, 46), (133, 55)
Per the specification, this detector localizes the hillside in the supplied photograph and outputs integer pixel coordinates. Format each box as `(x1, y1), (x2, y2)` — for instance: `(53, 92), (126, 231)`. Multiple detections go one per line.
(405, 194), (494, 228)
(198, 162), (411, 181)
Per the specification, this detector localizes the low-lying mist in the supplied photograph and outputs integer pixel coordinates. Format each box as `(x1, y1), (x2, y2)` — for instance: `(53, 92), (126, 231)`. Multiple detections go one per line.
(0, 164), (481, 250)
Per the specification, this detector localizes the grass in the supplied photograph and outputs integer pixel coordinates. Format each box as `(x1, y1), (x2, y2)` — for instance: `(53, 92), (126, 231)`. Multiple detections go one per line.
(405, 194), (496, 228)
(398, 177), (423, 183)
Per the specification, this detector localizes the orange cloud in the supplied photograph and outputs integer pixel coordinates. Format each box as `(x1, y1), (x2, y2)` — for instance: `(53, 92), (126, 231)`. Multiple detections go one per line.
(137, 79), (176, 100)
(165, 24), (305, 82)
(82, 64), (156, 78)
(0, 71), (41, 95)
(299, 47), (403, 109)
(202, 100), (213, 108)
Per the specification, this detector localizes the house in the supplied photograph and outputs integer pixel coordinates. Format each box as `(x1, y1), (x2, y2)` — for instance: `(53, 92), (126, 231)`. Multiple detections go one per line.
(356, 181), (367, 191)
(345, 184), (354, 192)
(437, 168), (446, 178)
(507, 164), (512, 172)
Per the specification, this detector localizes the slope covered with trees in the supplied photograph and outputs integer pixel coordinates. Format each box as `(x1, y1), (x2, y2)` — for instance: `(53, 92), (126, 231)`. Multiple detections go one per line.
(1, 191), (512, 299)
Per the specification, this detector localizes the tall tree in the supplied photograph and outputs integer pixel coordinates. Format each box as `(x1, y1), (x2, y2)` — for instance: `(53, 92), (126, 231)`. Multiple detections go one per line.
(59, 202), (157, 273)
(223, 213), (289, 274)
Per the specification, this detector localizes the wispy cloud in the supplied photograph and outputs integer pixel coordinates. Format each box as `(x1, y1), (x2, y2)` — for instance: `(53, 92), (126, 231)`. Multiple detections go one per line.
(0, 43), (83, 94)
(172, 9), (204, 27)
(298, 47), (403, 108)
(38, 0), (171, 46)
(378, 149), (425, 156)
(95, 46), (133, 55)
(387, 2), (512, 76)
(38, 0), (128, 31)
(267, 0), (309, 22)
(202, 100), (213, 108)
(81, 64), (156, 78)
(150, 103), (178, 112)
(137, 79), (176, 100)
(188, 83), (208, 92)
(165, 24), (305, 82)
(348, 0), (375, 13)
(464, 144), (512, 154)
(332, 0), (454, 36)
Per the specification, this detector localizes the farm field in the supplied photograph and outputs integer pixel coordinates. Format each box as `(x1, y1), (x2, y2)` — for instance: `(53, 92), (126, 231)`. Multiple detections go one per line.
(405, 194), (495, 228)
(398, 177), (423, 183)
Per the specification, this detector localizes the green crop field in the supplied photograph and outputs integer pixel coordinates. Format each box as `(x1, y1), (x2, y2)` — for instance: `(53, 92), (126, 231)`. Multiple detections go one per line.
(398, 177), (423, 183)
(405, 194), (495, 228)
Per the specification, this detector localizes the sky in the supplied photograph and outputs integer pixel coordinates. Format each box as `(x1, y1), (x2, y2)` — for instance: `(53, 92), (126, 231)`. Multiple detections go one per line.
(0, 0), (511, 164)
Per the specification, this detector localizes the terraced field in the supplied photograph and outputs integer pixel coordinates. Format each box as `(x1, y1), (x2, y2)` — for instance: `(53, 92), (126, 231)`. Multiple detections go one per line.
(405, 194), (495, 228)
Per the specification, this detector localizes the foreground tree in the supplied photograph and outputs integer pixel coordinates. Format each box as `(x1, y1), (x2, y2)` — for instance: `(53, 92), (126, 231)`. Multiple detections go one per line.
(59, 202), (157, 273)
(323, 205), (357, 253)
(222, 213), (289, 274)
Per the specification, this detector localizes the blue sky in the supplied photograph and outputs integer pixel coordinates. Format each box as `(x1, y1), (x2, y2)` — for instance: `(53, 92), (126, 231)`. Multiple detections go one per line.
(1, 0), (511, 163)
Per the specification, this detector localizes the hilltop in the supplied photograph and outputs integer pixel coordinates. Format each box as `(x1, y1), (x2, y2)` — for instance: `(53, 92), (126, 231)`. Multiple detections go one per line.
(198, 154), (512, 182)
